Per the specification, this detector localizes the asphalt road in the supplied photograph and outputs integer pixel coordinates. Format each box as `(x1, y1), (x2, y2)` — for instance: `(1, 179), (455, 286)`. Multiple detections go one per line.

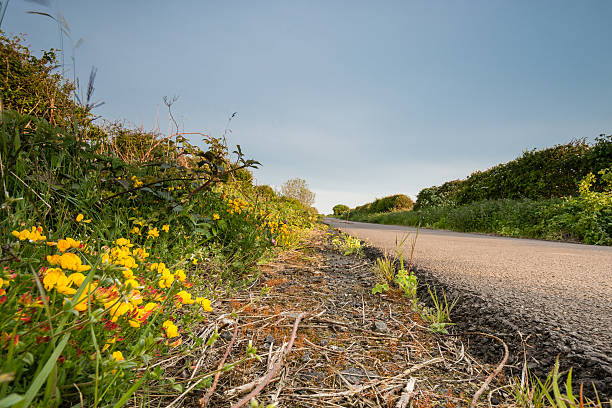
(324, 218), (612, 394)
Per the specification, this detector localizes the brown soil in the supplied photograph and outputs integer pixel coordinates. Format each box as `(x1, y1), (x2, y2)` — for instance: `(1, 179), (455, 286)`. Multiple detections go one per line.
(153, 229), (512, 407)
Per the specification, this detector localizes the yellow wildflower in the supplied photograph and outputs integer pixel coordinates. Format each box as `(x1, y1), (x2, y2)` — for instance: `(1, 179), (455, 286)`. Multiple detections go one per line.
(42, 268), (64, 291)
(76, 214), (84, 222)
(162, 224), (170, 233)
(112, 351), (124, 361)
(163, 320), (179, 338)
(212, 213), (220, 220)
(175, 290), (195, 308)
(195, 297), (213, 312)
(124, 279), (140, 291)
(147, 228), (159, 239)
(175, 269), (187, 282)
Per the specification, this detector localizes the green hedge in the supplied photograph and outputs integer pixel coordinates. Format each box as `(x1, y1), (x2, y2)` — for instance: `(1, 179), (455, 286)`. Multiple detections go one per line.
(351, 194), (414, 215)
(414, 137), (612, 210)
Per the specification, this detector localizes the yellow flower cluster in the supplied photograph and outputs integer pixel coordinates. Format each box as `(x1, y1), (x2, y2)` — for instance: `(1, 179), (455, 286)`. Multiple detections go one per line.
(227, 198), (249, 214)
(163, 320), (179, 338)
(11, 226), (46, 242)
(131, 175), (144, 188)
(42, 269), (85, 295)
(102, 240), (139, 270)
(76, 213), (92, 223)
(147, 228), (159, 239)
(150, 262), (174, 288)
(47, 253), (92, 272)
(56, 237), (81, 252)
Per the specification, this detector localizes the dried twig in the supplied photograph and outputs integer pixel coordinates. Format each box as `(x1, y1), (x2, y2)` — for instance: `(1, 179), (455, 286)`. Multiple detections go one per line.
(230, 313), (305, 408)
(199, 321), (239, 407)
(470, 333), (509, 408)
(396, 377), (416, 408)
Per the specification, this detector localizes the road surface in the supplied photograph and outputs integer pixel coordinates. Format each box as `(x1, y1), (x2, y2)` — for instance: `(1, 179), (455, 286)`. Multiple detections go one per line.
(324, 218), (612, 395)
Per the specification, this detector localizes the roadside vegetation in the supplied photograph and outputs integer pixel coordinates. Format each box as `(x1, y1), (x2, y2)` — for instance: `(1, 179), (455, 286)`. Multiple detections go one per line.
(336, 138), (612, 245)
(332, 231), (608, 407)
(0, 32), (317, 407)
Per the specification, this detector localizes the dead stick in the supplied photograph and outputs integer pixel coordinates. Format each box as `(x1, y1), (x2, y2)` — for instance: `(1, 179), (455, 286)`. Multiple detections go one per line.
(231, 313), (305, 408)
(199, 322), (239, 407)
(470, 333), (509, 408)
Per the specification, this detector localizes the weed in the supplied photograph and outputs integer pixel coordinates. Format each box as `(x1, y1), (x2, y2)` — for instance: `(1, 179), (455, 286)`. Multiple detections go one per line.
(512, 357), (605, 408)
(331, 233), (363, 256)
(419, 286), (457, 334)
(372, 253), (394, 285)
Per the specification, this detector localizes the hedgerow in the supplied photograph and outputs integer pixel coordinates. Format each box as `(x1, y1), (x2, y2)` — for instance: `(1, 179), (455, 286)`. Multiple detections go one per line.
(350, 168), (612, 245)
(0, 33), (317, 406)
(414, 137), (612, 210)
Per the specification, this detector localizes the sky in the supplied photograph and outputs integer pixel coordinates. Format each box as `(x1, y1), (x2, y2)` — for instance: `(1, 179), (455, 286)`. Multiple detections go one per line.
(3, 0), (612, 213)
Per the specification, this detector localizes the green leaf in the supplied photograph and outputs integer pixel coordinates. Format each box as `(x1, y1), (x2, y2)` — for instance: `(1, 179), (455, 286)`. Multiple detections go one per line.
(0, 394), (23, 408)
(111, 374), (148, 408)
(17, 333), (70, 408)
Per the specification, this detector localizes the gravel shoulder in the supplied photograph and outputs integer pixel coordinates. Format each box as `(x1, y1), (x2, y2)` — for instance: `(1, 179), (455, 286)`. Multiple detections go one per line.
(324, 218), (612, 399)
(173, 229), (511, 407)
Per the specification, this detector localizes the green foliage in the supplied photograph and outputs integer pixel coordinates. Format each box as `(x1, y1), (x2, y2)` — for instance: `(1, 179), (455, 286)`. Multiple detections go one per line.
(414, 137), (612, 211)
(372, 253), (394, 285)
(0, 33), (318, 407)
(350, 194), (413, 216)
(419, 286), (456, 334)
(330, 233), (363, 256)
(254, 184), (276, 200)
(0, 32), (87, 128)
(371, 282), (389, 295)
(414, 180), (463, 210)
(332, 204), (350, 216)
(353, 169), (612, 245)
(512, 357), (605, 408)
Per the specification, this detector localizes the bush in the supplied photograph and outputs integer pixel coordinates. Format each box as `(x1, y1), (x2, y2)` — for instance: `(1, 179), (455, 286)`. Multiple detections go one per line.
(0, 36), (318, 406)
(254, 184), (276, 200)
(332, 204), (350, 216)
(414, 180), (464, 210)
(350, 194), (414, 216)
(350, 169), (612, 245)
(413, 137), (612, 210)
(0, 32), (88, 128)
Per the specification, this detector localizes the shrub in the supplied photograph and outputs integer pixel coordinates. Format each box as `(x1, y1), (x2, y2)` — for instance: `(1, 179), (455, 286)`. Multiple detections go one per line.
(350, 194), (413, 216)
(412, 137), (612, 210)
(0, 32), (88, 128)
(414, 180), (463, 210)
(332, 204), (350, 216)
(254, 185), (276, 200)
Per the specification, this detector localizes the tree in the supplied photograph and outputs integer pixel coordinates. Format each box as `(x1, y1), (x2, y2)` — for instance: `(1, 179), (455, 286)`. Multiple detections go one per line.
(333, 204), (350, 216)
(280, 178), (315, 207)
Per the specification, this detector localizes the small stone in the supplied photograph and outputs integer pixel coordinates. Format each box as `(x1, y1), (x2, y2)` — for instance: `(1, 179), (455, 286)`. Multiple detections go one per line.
(340, 367), (377, 385)
(372, 320), (389, 333)
(264, 335), (275, 345)
(301, 352), (311, 363)
(319, 339), (329, 346)
(220, 331), (233, 341)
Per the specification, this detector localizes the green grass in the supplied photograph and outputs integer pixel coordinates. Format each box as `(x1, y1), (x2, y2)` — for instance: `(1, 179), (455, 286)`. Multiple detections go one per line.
(347, 191), (612, 245)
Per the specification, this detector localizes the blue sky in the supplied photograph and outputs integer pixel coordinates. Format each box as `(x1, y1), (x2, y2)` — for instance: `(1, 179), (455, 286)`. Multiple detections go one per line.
(3, 0), (612, 213)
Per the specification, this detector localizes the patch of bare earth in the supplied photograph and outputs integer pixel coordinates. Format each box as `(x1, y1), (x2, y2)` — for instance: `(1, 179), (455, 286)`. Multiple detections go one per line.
(158, 230), (511, 407)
